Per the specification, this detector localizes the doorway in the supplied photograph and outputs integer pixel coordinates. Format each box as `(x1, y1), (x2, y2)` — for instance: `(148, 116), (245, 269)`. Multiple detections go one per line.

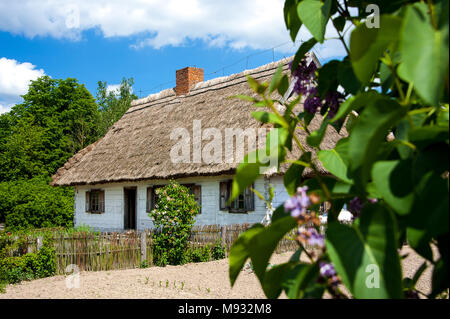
(124, 187), (137, 230)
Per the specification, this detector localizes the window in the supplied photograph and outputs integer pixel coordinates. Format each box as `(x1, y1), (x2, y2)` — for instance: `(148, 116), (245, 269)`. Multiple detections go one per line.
(219, 180), (254, 213)
(146, 184), (201, 213)
(146, 186), (154, 212)
(182, 184), (202, 214)
(85, 189), (105, 213)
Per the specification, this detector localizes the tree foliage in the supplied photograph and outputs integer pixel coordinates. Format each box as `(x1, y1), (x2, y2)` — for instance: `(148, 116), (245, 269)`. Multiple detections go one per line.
(229, 0), (448, 299)
(0, 75), (137, 230)
(96, 77), (137, 137)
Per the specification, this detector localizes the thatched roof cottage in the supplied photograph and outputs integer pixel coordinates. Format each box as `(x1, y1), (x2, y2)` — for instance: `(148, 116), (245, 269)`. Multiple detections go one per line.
(51, 53), (346, 232)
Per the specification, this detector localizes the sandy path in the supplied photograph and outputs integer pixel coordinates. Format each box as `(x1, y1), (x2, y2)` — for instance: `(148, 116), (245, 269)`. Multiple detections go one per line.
(0, 246), (434, 299)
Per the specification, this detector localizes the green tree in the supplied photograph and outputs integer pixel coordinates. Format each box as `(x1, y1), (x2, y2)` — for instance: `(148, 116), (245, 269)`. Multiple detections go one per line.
(96, 77), (137, 137)
(0, 76), (100, 181)
(0, 177), (73, 229)
(229, 0), (448, 299)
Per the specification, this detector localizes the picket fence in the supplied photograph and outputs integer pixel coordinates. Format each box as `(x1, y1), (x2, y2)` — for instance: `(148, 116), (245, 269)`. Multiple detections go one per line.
(2, 224), (298, 275)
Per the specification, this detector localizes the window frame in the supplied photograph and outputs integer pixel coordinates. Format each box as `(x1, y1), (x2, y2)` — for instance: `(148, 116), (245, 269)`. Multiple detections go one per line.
(219, 180), (254, 213)
(146, 184), (202, 214)
(85, 189), (105, 214)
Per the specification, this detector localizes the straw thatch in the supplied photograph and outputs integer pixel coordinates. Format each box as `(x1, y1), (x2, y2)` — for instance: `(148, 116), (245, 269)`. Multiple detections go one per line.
(51, 54), (347, 186)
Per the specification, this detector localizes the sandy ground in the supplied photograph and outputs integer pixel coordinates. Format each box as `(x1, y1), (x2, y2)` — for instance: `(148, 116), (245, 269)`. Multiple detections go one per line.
(0, 245), (435, 299)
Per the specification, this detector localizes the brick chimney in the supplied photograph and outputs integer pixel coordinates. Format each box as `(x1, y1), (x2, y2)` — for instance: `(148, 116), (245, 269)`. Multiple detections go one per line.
(175, 67), (204, 95)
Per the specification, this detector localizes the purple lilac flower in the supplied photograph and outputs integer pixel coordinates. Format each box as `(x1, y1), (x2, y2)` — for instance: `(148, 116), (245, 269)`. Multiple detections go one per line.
(323, 91), (344, 118)
(319, 262), (337, 277)
(319, 262), (340, 286)
(304, 95), (322, 114)
(291, 60), (317, 96)
(284, 186), (311, 219)
(349, 197), (364, 218)
(349, 197), (378, 218)
(298, 227), (325, 248)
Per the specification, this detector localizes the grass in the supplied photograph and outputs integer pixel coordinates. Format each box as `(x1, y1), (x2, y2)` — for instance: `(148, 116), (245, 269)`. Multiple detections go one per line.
(0, 281), (6, 294)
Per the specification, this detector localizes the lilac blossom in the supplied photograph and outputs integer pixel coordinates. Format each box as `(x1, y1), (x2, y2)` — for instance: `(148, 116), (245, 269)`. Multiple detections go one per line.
(319, 262), (340, 286)
(290, 59), (344, 117)
(319, 262), (337, 277)
(349, 197), (379, 218)
(349, 197), (364, 218)
(298, 227), (325, 248)
(284, 186), (311, 219)
(304, 95), (322, 114)
(323, 91), (344, 118)
(290, 60), (317, 96)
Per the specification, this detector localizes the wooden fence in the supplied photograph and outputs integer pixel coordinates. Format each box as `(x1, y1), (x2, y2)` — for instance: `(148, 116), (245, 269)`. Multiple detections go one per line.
(2, 224), (298, 274)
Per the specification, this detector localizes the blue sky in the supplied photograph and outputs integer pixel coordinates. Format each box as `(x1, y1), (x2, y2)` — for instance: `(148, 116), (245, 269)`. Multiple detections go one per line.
(0, 0), (348, 114)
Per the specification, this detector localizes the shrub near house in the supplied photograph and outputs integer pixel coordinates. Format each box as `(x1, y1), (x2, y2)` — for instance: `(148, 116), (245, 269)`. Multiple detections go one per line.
(149, 180), (200, 266)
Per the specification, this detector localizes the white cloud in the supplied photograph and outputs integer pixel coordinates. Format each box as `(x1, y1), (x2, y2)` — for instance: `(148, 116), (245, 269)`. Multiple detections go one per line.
(0, 57), (45, 114)
(106, 84), (121, 95)
(0, 0), (347, 59)
(106, 83), (133, 96)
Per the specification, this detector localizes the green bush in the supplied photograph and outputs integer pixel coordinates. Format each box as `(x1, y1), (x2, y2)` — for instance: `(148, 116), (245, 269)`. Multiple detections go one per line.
(183, 245), (212, 264)
(149, 180), (199, 266)
(0, 243), (56, 285)
(0, 177), (74, 231)
(212, 239), (226, 260)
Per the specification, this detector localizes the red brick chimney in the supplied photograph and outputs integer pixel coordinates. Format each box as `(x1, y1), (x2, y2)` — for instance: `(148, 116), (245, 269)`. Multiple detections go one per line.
(175, 67), (204, 95)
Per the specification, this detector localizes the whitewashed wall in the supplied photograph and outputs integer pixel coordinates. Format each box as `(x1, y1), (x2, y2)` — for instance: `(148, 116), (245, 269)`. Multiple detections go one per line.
(74, 175), (288, 232)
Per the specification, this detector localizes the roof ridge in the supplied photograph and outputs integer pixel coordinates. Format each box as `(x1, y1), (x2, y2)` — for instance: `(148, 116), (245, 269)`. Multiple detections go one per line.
(130, 55), (296, 109)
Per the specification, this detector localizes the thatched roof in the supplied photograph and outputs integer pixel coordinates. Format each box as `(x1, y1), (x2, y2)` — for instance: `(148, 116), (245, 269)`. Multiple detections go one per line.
(51, 54), (347, 186)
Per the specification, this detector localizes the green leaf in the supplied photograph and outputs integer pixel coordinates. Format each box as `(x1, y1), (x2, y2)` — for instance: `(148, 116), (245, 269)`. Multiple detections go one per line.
(251, 111), (286, 127)
(379, 62), (394, 93)
(230, 94), (259, 103)
(398, 3), (449, 106)
(289, 247), (303, 263)
(230, 151), (262, 202)
(371, 160), (414, 215)
(269, 65), (284, 94)
(284, 152), (311, 196)
(282, 263), (320, 299)
(326, 203), (403, 298)
(278, 75), (289, 97)
(272, 204), (290, 223)
(249, 217), (297, 285)
(247, 76), (268, 95)
(317, 60), (339, 98)
(431, 257), (449, 298)
(262, 262), (296, 299)
(229, 216), (298, 289)
(332, 15), (346, 32)
(408, 126), (449, 150)
(229, 224), (264, 286)
(411, 262), (427, 289)
(348, 96), (407, 190)
(297, 0), (332, 43)
(430, 234), (449, 298)
(291, 38), (318, 72)
(331, 90), (380, 123)
(307, 117), (329, 147)
(337, 58), (361, 95)
(350, 15), (402, 84)
(284, 0), (302, 42)
(406, 172), (449, 260)
(318, 149), (352, 184)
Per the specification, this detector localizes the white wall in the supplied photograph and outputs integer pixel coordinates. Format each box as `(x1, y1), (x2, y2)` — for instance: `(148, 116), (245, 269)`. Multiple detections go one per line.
(74, 174), (288, 232)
